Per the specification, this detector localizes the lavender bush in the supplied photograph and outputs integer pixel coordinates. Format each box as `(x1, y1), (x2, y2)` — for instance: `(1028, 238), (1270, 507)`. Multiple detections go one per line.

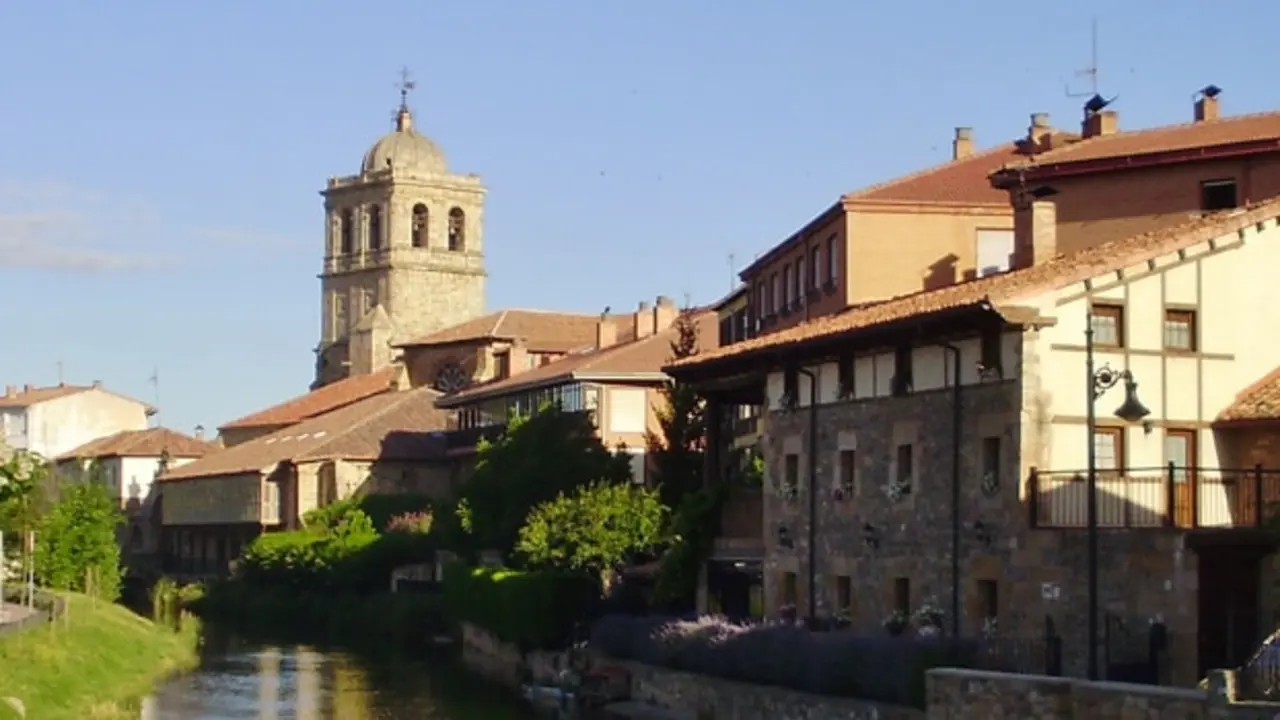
(589, 614), (986, 707)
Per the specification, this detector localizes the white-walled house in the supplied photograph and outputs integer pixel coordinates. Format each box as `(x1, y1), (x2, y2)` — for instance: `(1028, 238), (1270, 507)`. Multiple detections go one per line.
(56, 427), (213, 556)
(0, 382), (155, 460)
(666, 198), (1280, 686)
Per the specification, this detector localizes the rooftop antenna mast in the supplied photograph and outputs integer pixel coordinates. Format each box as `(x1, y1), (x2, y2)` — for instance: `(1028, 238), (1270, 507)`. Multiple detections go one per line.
(55, 361), (63, 385)
(1062, 18), (1100, 98)
(148, 367), (160, 426)
(728, 253), (736, 291)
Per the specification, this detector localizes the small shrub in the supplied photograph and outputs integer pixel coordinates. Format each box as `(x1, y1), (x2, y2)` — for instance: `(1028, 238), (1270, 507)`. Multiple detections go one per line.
(443, 563), (600, 651)
(588, 614), (985, 707)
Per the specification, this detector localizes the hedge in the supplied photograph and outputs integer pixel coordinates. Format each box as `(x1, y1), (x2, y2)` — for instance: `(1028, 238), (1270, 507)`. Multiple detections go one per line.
(442, 564), (600, 651)
(589, 614), (993, 708)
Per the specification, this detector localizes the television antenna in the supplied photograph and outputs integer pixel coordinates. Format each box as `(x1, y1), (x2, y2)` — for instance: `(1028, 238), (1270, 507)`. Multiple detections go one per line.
(1062, 18), (1100, 98)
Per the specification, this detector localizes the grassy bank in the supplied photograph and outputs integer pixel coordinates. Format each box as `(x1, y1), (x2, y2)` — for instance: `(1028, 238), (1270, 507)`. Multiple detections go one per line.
(0, 594), (198, 720)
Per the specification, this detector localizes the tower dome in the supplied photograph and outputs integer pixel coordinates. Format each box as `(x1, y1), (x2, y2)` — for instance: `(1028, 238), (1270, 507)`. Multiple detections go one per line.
(360, 105), (448, 175)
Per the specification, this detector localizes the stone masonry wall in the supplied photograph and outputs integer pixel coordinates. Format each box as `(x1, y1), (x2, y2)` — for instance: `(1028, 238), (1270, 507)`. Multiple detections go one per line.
(760, 379), (1203, 685)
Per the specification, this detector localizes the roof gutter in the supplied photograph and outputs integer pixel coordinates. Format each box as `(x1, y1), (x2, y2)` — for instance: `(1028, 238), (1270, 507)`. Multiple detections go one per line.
(739, 200), (844, 279)
(992, 139), (1280, 187)
(435, 371), (671, 409)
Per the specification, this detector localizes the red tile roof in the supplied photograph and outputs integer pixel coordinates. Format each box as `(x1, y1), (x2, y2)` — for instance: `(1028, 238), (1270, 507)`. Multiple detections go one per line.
(396, 309), (633, 351)
(844, 142), (1025, 207)
(163, 386), (450, 481)
(437, 311), (719, 408)
(997, 112), (1280, 174)
(57, 427), (214, 461)
(0, 383), (151, 411)
(1218, 367), (1280, 425)
(218, 367), (399, 431)
(670, 199), (1280, 372)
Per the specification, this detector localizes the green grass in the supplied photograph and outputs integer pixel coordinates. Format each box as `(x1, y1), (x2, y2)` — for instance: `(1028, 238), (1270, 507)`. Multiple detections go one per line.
(0, 594), (199, 720)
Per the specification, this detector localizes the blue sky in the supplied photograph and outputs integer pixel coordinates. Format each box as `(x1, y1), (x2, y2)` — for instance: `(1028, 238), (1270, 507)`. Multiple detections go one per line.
(1, 1), (1274, 435)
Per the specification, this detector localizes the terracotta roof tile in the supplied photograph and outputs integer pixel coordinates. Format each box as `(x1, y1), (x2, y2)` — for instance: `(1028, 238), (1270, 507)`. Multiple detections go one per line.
(218, 367), (399, 431)
(58, 427), (214, 461)
(671, 199), (1280, 371)
(999, 112), (1280, 171)
(845, 143), (1025, 206)
(437, 311), (719, 407)
(1218, 367), (1280, 424)
(163, 386), (450, 481)
(0, 383), (151, 411)
(396, 309), (631, 351)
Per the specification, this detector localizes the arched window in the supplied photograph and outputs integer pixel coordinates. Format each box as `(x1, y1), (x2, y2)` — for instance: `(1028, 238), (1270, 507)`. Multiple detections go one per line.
(448, 207), (466, 251)
(340, 209), (354, 254)
(412, 204), (429, 247)
(368, 204), (383, 251)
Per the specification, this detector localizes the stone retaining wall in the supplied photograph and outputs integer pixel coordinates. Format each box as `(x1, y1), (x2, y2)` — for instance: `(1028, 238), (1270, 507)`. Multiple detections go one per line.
(457, 622), (566, 689)
(926, 668), (1280, 719)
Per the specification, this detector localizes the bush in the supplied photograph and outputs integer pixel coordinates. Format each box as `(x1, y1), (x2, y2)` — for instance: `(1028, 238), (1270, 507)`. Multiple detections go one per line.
(589, 614), (985, 708)
(443, 563), (600, 651)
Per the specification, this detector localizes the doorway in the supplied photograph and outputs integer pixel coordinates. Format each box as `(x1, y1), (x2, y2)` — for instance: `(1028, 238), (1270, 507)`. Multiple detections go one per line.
(1198, 546), (1264, 675)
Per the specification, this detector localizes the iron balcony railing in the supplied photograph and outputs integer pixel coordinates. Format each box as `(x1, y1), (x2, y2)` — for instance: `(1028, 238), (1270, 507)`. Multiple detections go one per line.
(1029, 464), (1280, 530)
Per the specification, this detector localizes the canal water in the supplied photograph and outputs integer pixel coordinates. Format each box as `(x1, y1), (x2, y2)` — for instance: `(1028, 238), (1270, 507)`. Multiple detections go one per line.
(143, 629), (541, 719)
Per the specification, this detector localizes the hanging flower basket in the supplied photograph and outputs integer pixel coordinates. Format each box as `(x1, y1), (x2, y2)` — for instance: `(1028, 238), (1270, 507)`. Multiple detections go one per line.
(882, 610), (909, 636)
(912, 597), (946, 634)
(882, 479), (911, 503)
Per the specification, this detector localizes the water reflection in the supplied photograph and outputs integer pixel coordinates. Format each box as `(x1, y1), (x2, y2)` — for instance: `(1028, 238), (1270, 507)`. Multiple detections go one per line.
(145, 633), (539, 719)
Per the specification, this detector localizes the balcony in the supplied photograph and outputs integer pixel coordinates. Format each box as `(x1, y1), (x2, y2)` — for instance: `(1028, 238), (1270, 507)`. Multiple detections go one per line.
(713, 487), (764, 558)
(1030, 465), (1280, 530)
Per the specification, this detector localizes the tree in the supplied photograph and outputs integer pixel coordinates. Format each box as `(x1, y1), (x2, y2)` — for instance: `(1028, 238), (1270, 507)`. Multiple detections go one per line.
(516, 481), (666, 578)
(646, 309), (706, 509)
(452, 403), (633, 556)
(0, 452), (50, 548)
(33, 481), (124, 601)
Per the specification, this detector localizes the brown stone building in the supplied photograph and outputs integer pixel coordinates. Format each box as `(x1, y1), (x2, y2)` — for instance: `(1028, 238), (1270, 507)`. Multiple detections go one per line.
(668, 199), (1280, 686)
(158, 384), (451, 575)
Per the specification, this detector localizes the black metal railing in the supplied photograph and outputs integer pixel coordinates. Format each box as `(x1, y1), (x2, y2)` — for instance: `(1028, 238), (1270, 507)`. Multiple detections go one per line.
(1029, 464), (1280, 530)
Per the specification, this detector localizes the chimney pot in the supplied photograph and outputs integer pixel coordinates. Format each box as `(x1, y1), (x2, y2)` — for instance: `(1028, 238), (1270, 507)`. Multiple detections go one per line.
(91, 380), (102, 389)
(22, 384), (33, 393)
(1082, 110), (1118, 139)
(4, 385), (14, 398)
(1024, 113), (1053, 153)
(194, 425), (205, 441)
(952, 127), (974, 160)
(633, 302), (654, 341)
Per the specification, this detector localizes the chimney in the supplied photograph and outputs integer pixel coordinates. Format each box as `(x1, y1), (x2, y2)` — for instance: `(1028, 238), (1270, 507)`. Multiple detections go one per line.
(3, 385), (14, 398)
(633, 301), (654, 340)
(597, 316), (618, 349)
(194, 425), (205, 441)
(1013, 198), (1058, 267)
(22, 384), (33, 393)
(1082, 110), (1118, 139)
(1025, 112), (1053, 152)
(1195, 85), (1222, 122)
(508, 340), (530, 374)
(653, 296), (679, 333)
(952, 127), (974, 160)
(91, 380), (102, 389)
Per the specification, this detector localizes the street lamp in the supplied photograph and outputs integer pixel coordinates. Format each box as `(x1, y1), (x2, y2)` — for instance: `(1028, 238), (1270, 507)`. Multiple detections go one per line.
(1085, 314), (1151, 680)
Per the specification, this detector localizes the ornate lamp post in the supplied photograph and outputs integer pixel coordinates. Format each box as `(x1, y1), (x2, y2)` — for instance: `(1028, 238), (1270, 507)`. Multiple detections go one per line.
(1085, 313), (1151, 680)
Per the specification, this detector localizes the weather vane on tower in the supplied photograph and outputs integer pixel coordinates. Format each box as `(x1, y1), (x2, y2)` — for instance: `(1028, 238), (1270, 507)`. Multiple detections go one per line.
(397, 66), (416, 111)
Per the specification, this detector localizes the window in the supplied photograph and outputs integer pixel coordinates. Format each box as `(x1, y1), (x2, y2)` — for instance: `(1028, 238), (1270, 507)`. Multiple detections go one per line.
(448, 207), (466, 251)
(411, 203), (429, 247)
(826, 235), (838, 284)
(837, 354), (854, 397)
(893, 345), (913, 395)
(495, 352), (511, 379)
(839, 449), (856, 494)
(796, 258), (806, 300)
(783, 367), (799, 404)
(339, 209), (354, 254)
(977, 579), (998, 621)
(1093, 427), (1125, 476)
(981, 437), (1001, 490)
(782, 572), (798, 606)
(719, 317), (732, 347)
(770, 273), (780, 314)
(893, 577), (911, 613)
(835, 575), (852, 611)
(784, 453), (799, 492)
(782, 264), (793, 309)
(1090, 305), (1124, 347)
(1201, 179), (1238, 211)
(1164, 309), (1196, 351)
(1164, 429), (1197, 483)
(895, 444), (914, 493)
(811, 247), (822, 289)
(367, 204), (383, 251)
(980, 327), (1002, 375)
(975, 229), (1015, 277)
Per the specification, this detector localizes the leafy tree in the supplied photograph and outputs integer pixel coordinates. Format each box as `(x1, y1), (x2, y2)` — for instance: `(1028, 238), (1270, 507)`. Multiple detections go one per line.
(0, 452), (51, 552)
(33, 481), (124, 601)
(516, 482), (666, 577)
(646, 310), (705, 509)
(453, 403), (632, 556)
